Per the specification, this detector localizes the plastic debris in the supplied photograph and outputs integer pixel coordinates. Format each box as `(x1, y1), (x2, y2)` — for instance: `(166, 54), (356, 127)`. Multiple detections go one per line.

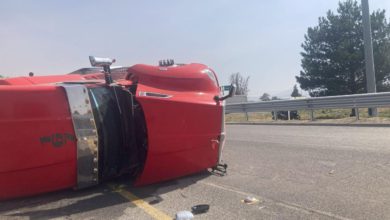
(191, 204), (210, 214)
(241, 196), (259, 204)
(148, 195), (163, 205)
(329, 169), (335, 175)
(175, 211), (194, 220)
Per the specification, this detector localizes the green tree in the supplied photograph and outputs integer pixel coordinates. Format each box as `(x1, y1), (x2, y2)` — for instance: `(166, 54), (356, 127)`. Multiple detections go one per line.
(296, 0), (390, 97)
(229, 72), (250, 95)
(291, 84), (302, 97)
(260, 93), (271, 101)
(0, 75), (3, 78)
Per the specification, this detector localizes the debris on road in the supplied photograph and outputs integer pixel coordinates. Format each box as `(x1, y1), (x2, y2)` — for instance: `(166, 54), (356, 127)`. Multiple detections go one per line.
(175, 211), (194, 220)
(191, 204), (210, 214)
(148, 195), (163, 205)
(328, 169), (335, 175)
(241, 196), (260, 204)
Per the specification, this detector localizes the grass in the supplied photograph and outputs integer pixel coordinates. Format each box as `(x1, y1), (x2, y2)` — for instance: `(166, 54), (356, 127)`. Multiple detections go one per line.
(226, 107), (390, 124)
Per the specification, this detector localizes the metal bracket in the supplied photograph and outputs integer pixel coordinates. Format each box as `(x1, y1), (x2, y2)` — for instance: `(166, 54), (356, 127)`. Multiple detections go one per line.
(211, 163), (228, 176)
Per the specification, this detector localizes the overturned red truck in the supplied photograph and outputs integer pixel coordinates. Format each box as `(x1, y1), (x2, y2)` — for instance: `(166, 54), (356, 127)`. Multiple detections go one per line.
(0, 57), (235, 200)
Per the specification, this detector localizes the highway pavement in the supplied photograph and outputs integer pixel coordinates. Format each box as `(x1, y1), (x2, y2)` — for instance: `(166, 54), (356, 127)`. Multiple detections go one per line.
(2, 125), (390, 219)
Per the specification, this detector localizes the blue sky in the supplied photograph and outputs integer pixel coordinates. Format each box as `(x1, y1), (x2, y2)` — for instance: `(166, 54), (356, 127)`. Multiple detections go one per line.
(1, 0), (390, 98)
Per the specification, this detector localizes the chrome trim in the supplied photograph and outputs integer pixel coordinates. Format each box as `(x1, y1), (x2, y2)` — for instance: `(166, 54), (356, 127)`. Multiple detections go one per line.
(59, 80), (104, 84)
(68, 67), (103, 75)
(218, 101), (226, 164)
(138, 91), (172, 98)
(61, 84), (99, 189)
(68, 66), (127, 75)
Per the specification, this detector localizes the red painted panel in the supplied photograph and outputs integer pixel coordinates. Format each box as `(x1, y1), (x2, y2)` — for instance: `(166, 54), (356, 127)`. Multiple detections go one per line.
(129, 63), (223, 185)
(127, 64), (220, 93)
(0, 75), (85, 85)
(0, 85), (77, 200)
(0, 161), (75, 199)
(135, 89), (223, 185)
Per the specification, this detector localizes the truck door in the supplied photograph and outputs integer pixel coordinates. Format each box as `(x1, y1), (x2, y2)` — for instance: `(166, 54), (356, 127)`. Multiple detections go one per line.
(134, 93), (223, 185)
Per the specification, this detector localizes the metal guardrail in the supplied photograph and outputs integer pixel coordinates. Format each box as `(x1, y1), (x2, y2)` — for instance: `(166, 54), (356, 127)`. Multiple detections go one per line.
(225, 92), (390, 119)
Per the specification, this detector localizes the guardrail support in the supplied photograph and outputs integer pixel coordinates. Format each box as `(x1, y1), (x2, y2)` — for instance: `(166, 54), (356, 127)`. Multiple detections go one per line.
(310, 110), (315, 121)
(355, 108), (360, 120)
(288, 110), (291, 121)
(273, 111), (277, 121)
(245, 111), (249, 121)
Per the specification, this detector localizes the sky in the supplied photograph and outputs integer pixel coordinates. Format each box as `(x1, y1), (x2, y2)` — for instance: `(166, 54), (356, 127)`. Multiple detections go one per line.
(1, 0), (390, 98)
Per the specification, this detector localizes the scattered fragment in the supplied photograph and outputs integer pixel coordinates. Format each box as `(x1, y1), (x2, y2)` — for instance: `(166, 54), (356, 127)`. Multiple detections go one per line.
(191, 204), (210, 214)
(179, 190), (188, 198)
(329, 169), (335, 175)
(148, 195), (163, 205)
(259, 206), (266, 210)
(241, 196), (259, 204)
(175, 211), (194, 220)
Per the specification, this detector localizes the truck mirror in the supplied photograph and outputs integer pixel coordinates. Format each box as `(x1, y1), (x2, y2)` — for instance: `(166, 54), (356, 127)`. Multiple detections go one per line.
(89, 56), (115, 85)
(228, 84), (236, 98)
(89, 56), (115, 67)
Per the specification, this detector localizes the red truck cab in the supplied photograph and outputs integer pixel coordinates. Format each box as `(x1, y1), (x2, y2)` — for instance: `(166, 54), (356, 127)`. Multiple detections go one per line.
(0, 57), (234, 200)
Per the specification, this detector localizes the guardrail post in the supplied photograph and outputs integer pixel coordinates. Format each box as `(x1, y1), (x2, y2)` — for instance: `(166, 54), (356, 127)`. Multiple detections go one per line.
(273, 111), (277, 121)
(355, 108), (360, 120)
(245, 111), (249, 121)
(288, 110), (291, 121)
(310, 110), (315, 121)
(368, 108), (378, 117)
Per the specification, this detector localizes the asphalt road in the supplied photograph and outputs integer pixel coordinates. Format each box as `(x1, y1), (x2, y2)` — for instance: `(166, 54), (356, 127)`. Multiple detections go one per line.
(2, 125), (390, 220)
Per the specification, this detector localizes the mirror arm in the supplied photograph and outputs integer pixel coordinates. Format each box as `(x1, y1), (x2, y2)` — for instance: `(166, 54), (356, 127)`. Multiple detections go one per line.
(214, 84), (236, 102)
(103, 65), (113, 85)
(214, 94), (230, 102)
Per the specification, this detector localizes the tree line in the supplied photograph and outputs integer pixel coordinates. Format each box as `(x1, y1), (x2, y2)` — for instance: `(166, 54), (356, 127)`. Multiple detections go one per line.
(296, 0), (390, 97)
(229, 0), (390, 101)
